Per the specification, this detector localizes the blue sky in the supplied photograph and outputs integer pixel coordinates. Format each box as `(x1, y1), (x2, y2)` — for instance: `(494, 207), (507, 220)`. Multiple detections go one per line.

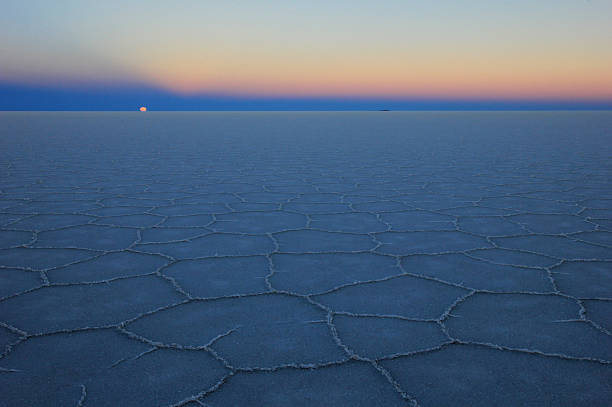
(2, 1), (611, 110)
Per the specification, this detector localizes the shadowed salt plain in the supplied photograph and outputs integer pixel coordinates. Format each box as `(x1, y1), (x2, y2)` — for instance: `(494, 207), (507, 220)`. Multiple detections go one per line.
(1, 111), (611, 406)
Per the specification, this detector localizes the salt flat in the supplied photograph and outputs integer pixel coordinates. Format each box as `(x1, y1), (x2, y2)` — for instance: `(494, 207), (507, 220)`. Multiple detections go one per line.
(0, 111), (611, 406)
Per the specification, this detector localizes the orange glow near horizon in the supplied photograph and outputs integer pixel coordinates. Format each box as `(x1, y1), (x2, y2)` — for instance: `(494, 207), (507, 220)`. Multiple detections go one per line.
(135, 57), (612, 101)
(140, 72), (612, 101)
(123, 28), (612, 100)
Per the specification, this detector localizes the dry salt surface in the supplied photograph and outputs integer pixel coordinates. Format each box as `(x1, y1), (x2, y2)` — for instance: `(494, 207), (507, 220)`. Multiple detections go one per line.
(0, 111), (611, 406)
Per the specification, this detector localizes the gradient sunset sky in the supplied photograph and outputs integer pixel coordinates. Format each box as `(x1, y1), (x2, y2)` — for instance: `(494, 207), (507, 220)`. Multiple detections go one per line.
(2, 0), (612, 110)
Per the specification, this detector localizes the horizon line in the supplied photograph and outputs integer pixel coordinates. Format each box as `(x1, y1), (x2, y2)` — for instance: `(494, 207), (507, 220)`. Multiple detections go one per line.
(2, 109), (612, 112)
(2, 82), (612, 111)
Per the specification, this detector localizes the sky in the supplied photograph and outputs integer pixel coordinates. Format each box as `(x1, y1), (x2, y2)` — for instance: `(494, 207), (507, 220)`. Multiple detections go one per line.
(1, 0), (612, 110)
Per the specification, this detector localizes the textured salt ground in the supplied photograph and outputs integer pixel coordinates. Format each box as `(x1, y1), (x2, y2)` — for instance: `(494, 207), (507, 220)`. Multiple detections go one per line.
(1, 111), (611, 406)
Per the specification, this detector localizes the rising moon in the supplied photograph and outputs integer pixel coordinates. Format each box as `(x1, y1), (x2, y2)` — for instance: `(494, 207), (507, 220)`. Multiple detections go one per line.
(139, 106), (147, 112)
